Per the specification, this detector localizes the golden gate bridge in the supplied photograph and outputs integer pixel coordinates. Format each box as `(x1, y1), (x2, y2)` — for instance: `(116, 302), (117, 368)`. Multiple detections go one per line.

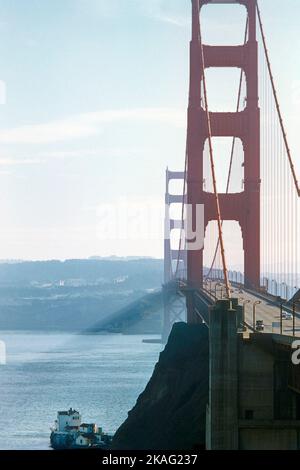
(163, 0), (300, 341)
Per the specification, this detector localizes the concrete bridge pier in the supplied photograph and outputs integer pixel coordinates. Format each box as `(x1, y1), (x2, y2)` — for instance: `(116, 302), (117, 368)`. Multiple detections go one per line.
(207, 299), (240, 450)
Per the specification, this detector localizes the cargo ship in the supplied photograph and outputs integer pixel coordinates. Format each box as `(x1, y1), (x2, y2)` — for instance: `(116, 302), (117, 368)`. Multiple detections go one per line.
(50, 408), (112, 449)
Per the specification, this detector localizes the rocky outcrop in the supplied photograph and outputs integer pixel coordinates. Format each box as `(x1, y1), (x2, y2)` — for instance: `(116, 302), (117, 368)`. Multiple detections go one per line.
(112, 323), (209, 450)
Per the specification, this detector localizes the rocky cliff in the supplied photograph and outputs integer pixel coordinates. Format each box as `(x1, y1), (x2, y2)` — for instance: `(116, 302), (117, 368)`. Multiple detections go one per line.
(112, 322), (209, 450)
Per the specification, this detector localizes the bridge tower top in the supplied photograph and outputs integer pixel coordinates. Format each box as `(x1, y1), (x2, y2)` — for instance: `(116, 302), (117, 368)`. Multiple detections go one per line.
(197, 0), (257, 41)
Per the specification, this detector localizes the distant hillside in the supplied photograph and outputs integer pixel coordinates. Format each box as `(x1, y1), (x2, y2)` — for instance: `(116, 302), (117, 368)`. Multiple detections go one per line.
(0, 258), (163, 287)
(0, 258), (164, 331)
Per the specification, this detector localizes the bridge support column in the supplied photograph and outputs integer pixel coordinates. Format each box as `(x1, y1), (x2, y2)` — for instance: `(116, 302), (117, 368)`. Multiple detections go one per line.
(206, 300), (239, 450)
(163, 169), (187, 342)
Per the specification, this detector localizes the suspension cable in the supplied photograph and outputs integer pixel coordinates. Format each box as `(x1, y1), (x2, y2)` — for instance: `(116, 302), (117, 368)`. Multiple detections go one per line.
(199, 24), (231, 299)
(257, 2), (300, 197)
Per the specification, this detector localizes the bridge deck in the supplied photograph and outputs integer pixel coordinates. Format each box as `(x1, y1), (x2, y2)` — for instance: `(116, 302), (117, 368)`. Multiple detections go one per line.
(202, 281), (300, 337)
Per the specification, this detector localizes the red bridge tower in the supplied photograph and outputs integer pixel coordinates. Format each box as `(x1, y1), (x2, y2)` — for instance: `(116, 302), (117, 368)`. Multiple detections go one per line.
(187, 0), (260, 311)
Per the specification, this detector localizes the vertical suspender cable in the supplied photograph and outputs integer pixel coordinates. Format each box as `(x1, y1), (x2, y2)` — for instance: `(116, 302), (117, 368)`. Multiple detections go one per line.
(257, 2), (300, 197)
(258, 2), (299, 296)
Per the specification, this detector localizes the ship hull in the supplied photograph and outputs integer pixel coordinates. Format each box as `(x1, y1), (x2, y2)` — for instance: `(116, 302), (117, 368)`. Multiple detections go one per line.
(50, 432), (74, 450)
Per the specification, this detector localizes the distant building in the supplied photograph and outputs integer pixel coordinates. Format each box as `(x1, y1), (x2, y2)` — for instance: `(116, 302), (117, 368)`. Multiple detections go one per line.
(79, 423), (98, 434)
(75, 434), (92, 447)
(57, 408), (81, 432)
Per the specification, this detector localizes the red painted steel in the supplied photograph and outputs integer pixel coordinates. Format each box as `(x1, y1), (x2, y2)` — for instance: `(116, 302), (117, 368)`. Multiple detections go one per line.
(187, 0), (260, 311)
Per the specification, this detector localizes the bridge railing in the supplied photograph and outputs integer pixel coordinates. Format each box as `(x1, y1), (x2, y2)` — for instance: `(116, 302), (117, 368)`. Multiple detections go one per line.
(205, 268), (298, 302)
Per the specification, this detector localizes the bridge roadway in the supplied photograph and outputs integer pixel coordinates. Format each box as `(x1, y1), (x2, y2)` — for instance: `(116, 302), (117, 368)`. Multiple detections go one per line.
(179, 280), (300, 338)
(207, 281), (300, 337)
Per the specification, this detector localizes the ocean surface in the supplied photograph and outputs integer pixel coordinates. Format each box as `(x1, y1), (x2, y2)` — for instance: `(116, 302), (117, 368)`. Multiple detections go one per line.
(0, 331), (163, 450)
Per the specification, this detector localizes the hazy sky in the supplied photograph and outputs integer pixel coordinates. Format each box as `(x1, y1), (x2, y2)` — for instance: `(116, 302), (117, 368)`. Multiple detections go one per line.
(0, 0), (299, 261)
